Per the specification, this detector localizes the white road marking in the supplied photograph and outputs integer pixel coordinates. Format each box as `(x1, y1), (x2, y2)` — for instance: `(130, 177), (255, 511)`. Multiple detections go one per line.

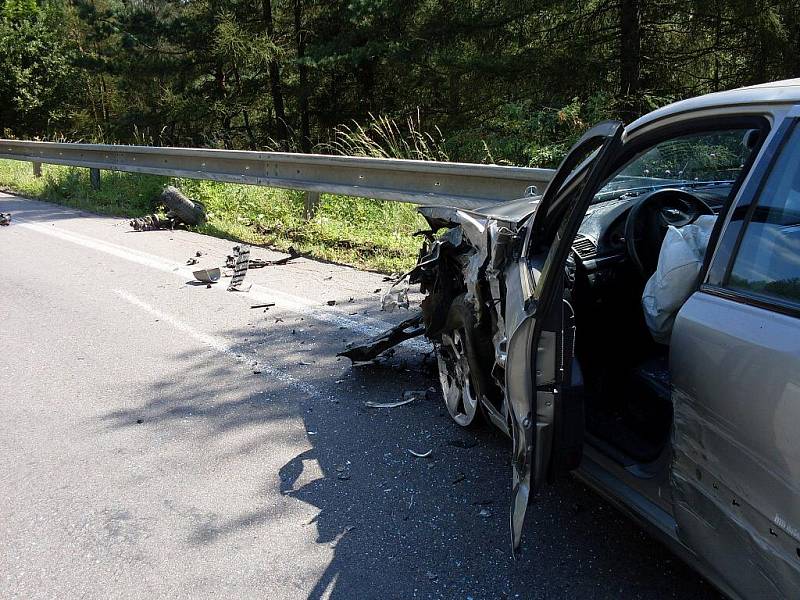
(15, 218), (431, 352)
(114, 288), (323, 398)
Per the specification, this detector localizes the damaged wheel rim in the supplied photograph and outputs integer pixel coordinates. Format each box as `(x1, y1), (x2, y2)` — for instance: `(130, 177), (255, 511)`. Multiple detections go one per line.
(438, 329), (478, 426)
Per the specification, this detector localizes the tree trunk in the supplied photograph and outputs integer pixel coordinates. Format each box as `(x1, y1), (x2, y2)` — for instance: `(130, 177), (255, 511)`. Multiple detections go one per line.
(294, 0), (311, 153)
(263, 0), (288, 147)
(619, 0), (642, 121)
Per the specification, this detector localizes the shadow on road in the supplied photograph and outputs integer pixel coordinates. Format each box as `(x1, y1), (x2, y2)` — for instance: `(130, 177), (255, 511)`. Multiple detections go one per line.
(99, 314), (722, 600)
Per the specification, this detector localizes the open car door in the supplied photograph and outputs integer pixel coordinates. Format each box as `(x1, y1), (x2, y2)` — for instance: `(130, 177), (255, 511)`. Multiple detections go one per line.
(505, 121), (624, 551)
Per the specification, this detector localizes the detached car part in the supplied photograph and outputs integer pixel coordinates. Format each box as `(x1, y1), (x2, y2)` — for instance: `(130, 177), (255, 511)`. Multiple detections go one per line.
(130, 185), (207, 231)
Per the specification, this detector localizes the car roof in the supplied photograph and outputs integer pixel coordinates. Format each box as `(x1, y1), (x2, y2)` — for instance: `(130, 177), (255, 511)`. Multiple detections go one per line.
(627, 78), (800, 133)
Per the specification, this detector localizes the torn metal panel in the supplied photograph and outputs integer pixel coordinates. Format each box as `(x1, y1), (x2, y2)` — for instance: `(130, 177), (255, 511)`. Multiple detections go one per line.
(344, 188), (551, 555)
(381, 275), (410, 312)
(338, 313), (424, 362)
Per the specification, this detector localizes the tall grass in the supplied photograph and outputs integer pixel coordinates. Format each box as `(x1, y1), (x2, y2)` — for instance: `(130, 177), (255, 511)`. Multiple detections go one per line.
(0, 159), (425, 273)
(318, 110), (449, 162)
(0, 112), (452, 273)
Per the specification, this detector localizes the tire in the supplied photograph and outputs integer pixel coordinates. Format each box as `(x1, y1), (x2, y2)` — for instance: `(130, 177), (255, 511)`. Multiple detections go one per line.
(161, 186), (206, 225)
(436, 295), (487, 427)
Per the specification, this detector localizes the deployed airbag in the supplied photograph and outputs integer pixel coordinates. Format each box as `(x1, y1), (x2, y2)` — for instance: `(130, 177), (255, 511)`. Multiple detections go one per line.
(642, 215), (716, 344)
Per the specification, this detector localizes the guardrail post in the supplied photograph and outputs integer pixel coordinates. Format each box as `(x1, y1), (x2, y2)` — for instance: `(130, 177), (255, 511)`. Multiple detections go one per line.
(90, 168), (101, 190)
(304, 191), (320, 220)
(32, 162), (42, 178)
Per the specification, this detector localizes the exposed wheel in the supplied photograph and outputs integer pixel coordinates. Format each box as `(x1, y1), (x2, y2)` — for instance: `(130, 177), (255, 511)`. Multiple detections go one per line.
(437, 328), (480, 426)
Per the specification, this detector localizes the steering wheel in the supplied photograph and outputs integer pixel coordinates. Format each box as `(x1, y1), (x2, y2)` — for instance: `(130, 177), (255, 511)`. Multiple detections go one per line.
(624, 188), (714, 276)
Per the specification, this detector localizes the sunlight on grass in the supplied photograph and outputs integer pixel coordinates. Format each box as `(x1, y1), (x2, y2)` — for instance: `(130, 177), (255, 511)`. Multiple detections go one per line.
(0, 160), (424, 273)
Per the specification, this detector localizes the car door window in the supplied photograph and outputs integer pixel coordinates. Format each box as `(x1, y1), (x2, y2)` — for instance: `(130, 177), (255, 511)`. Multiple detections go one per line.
(727, 123), (800, 306)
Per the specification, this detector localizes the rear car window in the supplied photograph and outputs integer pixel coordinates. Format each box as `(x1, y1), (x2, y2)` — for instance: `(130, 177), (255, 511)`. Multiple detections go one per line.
(728, 124), (800, 306)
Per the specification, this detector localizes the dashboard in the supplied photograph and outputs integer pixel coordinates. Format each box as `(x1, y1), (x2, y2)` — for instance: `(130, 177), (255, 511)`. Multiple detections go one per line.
(571, 184), (733, 270)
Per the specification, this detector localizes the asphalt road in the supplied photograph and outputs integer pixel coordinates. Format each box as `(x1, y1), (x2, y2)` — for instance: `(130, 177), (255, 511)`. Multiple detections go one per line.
(0, 193), (722, 599)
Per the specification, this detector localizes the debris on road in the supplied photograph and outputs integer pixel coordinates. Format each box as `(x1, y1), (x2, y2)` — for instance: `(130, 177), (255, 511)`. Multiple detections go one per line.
(326, 299), (337, 306)
(381, 275), (410, 312)
(250, 303), (276, 309)
(0, 212), (11, 226)
(338, 313), (424, 362)
(192, 267), (221, 283)
(403, 390), (427, 402)
(131, 217), (158, 231)
(130, 186), (207, 231)
(364, 398), (415, 409)
(129, 214), (166, 231)
(479, 508), (492, 518)
(327, 525), (355, 549)
(229, 246), (301, 269)
(227, 245), (251, 291)
(407, 449), (432, 458)
(186, 257), (199, 265)
(162, 186), (206, 225)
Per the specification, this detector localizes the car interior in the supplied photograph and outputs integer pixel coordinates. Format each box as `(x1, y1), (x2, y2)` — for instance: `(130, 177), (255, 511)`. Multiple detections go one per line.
(566, 127), (762, 466)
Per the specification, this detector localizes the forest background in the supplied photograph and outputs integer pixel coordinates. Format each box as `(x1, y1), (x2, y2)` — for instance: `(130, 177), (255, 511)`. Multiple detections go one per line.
(1, 0), (798, 271)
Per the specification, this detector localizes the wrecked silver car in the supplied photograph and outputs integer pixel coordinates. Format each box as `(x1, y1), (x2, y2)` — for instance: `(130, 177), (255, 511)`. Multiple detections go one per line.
(344, 80), (800, 599)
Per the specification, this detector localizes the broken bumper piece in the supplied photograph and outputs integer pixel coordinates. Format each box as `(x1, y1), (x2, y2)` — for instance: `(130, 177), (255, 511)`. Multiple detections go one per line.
(338, 313), (425, 362)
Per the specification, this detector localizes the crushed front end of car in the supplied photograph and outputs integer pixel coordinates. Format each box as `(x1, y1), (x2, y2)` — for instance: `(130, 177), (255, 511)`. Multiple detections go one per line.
(341, 202), (535, 434)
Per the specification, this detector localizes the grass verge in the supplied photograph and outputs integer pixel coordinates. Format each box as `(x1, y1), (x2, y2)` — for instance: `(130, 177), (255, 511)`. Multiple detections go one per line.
(0, 159), (426, 273)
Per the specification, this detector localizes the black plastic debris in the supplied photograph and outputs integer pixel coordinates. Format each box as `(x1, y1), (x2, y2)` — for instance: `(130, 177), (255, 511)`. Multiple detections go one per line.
(227, 246), (301, 269)
(338, 313), (424, 362)
(227, 245), (251, 291)
(130, 186), (206, 231)
(0, 212), (10, 226)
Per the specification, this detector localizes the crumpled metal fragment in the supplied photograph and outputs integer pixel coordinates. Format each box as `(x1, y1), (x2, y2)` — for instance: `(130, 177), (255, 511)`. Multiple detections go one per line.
(381, 276), (410, 312)
(338, 313), (424, 362)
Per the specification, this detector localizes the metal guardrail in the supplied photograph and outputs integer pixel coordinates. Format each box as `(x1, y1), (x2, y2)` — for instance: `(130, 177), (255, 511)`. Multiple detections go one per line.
(0, 139), (554, 210)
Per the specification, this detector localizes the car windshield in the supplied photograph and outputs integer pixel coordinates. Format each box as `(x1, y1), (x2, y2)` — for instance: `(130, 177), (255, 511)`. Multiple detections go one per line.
(593, 128), (758, 203)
